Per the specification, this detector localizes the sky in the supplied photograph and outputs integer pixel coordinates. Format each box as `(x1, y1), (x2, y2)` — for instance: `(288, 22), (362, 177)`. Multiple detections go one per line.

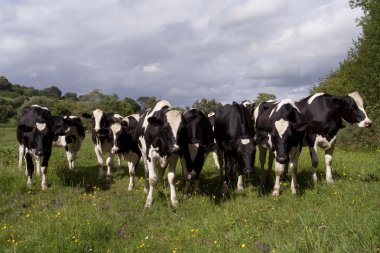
(0, 0), (363, 106)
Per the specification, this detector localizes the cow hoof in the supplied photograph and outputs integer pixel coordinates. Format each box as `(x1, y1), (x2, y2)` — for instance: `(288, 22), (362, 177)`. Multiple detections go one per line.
(326, 178), (334, 184)
(41, 184), (48, 190)
(127, 185), (133, 191)
(272, 190), (280, 197)
(171, 199), (179, 208)
(237, 186), (244, 192)
(143, 187), (149, 194)
(291, 188), (298, 195)
(312, 174), (318, 182)
(144, 202), (152, 208)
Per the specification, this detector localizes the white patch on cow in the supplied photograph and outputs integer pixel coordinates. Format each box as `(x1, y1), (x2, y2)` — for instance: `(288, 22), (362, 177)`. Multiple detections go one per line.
(113, 114), (123, 120)
(31, 105), (49, 111)
(130, 114), (140, 121)
(307, 93), (324, 104)
(242, 100), (252, 107)
(274, 119), (289, 138)
(110, 123), (121, 135)
(276, 99), (299, 112)
(315, 134), (337, 150)
(53, 136), (66, 147)
(348, 91), (372, 128)
(69, 116), (78, 119)
(93, 109), (104, 131)
(241, 139), (250, 145)
(266, 133), (272, 149)
(253, 105), (260, 122)
(142, 100), (172, 129)
(36, 122), (46, 131)
(208, 112), (215, 117)
(166, 110), (182, 149)
(189, 143), (200, 161)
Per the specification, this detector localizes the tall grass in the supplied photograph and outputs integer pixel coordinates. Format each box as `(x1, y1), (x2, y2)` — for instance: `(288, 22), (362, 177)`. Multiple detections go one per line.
(0, 127), (379, 252)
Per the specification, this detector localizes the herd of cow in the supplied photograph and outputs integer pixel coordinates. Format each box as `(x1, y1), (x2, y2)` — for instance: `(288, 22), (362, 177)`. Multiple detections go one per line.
(16, 91), (372, 208)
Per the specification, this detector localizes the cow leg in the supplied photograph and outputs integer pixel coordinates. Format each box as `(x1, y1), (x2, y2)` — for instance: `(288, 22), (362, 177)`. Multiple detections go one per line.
(309, 146), (319, 182)
(141, 153), (149, 194)
(325, 141), (336, 183)
(167, 155), (179, 207)
(66, 150), (76, 170)
(272, 161), (284, 196)
(145, 157), (157, 208)
(25, 153), (34, 188)
(106, 154), (114, 180)
(212, 151), (221, 173)
(40, 154), (50, 190)
(289, 147), (301, 194)
(237, 174), (244, 191)
(127, 153), (140, 191)
(180, 156), (191, 196)
(18, 145), (25, 170)
(35, 155), (41, 176)
(259, 146), (267, 186)
(95, 146), (104, 178)
(267, 151), (274, 183)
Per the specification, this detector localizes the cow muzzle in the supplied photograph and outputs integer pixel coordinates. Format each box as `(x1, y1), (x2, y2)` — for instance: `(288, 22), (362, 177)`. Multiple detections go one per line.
(276, 155), (289, 164)
(242, 167), (254, 175)
(187, 170), (197, 180)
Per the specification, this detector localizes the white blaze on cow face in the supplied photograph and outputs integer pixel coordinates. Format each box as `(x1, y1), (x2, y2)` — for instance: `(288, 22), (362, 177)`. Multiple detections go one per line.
(36, 122), (47, 131)
(307, 93), (325, 104)
(241, 139), (251, 145)
(189, 143), (200, 161)
(142, 100), (172, 129)
(276, 99), (299, 113)
(274, 119), (289, 138)
(348, 91), (372, 128)
(111, 123), (122, 153)
(93, 109), (104, 131)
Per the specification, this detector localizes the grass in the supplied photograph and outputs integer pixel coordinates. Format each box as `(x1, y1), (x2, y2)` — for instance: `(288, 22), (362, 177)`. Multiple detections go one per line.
(0, 126), (379, 253)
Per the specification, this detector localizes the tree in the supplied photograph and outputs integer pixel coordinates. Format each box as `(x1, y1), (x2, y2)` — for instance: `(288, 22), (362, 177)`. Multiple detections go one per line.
(41, 86), (62, 98)
(253, 93), (276, 105)
(121, 97), (141, 115)
(192, 98), (222, 114)
(63, 92), (78, 101)
(137, 96), (157, 109)
(0, 76), (12, 91)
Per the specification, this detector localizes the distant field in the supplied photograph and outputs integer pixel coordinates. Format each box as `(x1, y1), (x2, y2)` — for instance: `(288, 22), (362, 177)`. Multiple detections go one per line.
(0, 126), (379, 253)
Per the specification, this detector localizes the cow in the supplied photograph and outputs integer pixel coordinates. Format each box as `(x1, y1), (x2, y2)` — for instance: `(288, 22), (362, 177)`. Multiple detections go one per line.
(17, 105), (67, 189)
(254, 99), (307, 196)
(135, 100), (182, 208)
(207, 112), (222, 173)
(27, 116), (85, 174)
(110, 114), (142, 191)
(295, 91), (372, 183)
(178, 109), (216, 195)
(214, 102), (256, 191)
(82, 109), (121, 179)
(51, 116), (85, 170)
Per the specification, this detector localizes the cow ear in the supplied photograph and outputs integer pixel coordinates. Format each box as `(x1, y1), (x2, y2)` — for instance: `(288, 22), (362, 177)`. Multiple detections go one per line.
(82, 113), (92, 119)
(148, 116), (164, 127)
(18, 125), (33, 132)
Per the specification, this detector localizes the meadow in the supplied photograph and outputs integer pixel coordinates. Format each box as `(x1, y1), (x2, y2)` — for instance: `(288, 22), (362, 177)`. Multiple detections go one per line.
(0, 126), (379, 253)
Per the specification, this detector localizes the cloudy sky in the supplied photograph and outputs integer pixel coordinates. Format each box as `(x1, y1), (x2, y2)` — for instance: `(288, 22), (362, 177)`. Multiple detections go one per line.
(0, 0), (362, 106)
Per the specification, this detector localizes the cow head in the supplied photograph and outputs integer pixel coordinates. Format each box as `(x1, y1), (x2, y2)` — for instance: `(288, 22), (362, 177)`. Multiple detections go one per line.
(82, 109), (120, 137)
(147, 109), (182, 154)
(269, 119), (308, 164)
(340, 91), (372, 128)
(110, 120), (134, 154)
(223, 137), (255, 175)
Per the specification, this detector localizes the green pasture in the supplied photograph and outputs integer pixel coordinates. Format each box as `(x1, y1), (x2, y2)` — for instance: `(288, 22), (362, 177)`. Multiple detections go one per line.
(0, 126), (379, 252)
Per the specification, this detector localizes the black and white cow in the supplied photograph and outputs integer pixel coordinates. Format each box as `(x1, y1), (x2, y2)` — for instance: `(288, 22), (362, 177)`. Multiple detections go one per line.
(254, 99), (307, 196)
(51, 116), (85, 170)
(214, 102), (256, 191)
(110, 114), (142, 191)
(29, 116), (86, 174)
(135, 100), (182, 208)
(207, 112), (222, 173)
(17, 105), (67, 189)
(178, 109), (216, 194)
(296, 91), (372, 183)
(82, 109), (121, 179)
